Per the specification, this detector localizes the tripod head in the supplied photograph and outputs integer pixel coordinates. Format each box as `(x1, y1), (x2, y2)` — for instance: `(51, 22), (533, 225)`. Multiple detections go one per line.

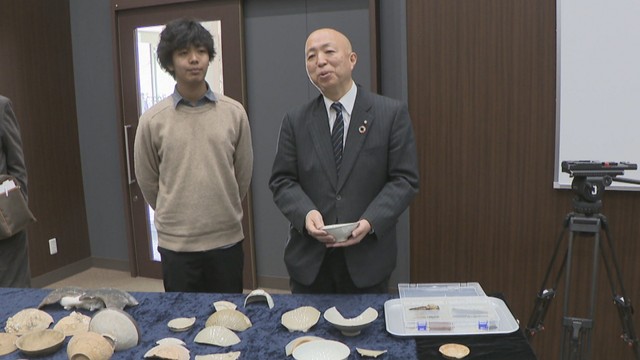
(562, 161), (638, 215)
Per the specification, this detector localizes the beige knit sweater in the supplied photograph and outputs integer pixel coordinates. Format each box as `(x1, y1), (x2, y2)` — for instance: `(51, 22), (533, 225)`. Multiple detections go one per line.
(134, 95), (253, 252)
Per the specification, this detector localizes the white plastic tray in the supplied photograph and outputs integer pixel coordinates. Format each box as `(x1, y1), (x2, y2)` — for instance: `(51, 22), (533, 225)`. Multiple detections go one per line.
(384, 297), (519, 336)
(398, 282), (486, 298)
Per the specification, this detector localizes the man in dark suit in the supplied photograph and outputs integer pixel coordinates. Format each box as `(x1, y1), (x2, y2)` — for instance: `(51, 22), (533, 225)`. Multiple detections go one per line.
(269, 28), (419, 294)
(0, 95), (31, 288)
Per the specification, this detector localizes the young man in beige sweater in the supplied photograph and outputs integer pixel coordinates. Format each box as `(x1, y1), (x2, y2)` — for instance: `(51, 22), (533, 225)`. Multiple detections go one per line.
(134, 18), (253, 293)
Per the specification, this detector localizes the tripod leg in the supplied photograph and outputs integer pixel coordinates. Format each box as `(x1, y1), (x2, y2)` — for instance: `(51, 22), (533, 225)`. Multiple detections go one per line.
(559, 215), (601, 360)
(614, 296), (640, 359)
(526, 219), (570, 338)
(598, 215), (640, 359)
(526, 288), (557, 338)
(562, 318), (593, 360)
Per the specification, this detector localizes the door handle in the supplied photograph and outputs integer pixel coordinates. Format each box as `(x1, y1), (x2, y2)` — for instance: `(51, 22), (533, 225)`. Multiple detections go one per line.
(124, 124), (136, 185)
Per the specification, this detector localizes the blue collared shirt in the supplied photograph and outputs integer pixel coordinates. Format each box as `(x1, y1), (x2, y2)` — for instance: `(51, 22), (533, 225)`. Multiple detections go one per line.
(171, 83), (217, 108)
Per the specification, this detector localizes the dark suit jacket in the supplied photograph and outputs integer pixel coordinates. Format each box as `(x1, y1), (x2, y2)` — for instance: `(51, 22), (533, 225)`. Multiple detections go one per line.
(0, 95), (31, 287)
(270, 86), (419, 288)
(0, 96), (27, 195)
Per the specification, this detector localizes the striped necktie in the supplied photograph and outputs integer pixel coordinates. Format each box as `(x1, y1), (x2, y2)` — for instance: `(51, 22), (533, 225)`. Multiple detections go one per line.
(331, 102), (344, 173)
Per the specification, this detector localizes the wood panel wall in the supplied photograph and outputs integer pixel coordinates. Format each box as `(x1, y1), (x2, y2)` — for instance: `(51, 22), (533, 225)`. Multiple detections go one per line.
(407, 0), (640, 359)
(0, 0), (91, 277)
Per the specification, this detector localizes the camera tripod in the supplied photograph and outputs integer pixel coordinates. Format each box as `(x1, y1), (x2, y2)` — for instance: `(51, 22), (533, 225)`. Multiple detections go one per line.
(525, 203), (640, 360)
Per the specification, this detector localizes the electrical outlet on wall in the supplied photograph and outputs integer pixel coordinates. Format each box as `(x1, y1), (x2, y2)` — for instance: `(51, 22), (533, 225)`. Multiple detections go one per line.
(48, 238), (57, 255)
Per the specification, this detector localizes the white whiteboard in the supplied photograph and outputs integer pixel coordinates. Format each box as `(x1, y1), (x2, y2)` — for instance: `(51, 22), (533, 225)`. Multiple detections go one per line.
(554, 0), (640, 190)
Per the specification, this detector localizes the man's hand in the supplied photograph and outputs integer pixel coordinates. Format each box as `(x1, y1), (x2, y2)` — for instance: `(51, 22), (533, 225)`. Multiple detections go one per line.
(305, 210), (334, 244)
(327, 219), (372, 248)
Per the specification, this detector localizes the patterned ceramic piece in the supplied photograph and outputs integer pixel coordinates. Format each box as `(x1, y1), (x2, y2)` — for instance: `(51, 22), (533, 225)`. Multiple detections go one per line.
(281, 306), (321, 332)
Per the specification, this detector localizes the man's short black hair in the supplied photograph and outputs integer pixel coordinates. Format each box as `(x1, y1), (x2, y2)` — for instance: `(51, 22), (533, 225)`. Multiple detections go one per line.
(157, 18), (216, 78)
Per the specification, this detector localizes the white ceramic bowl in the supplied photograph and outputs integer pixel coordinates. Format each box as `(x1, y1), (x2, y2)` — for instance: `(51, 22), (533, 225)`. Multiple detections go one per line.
(322, 222), (358, 242)
(323, 306), (378, 336)
(89, 308), (140, 351)
(292, 339), (350, 360)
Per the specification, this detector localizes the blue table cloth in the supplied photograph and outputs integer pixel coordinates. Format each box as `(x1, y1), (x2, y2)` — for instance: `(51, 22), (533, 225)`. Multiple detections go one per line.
(0, 288), (417, 359)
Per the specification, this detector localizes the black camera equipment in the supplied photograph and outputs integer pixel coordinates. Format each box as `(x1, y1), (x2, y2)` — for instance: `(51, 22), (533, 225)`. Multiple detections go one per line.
(526, 161), (640, 360)
(562, 161), (638, 215)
